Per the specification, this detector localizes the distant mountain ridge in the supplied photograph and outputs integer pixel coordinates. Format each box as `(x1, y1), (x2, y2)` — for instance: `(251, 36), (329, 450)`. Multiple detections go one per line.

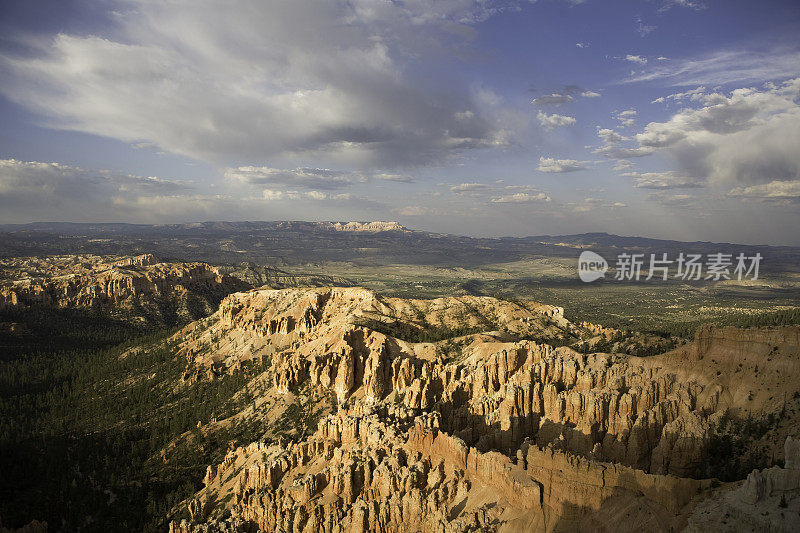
(1, 221), (798, 281)
(0, 220), (408, 236)
(0, 221), (795, 250)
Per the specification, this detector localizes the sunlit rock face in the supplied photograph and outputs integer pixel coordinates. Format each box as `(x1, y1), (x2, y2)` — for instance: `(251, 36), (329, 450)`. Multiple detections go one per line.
(0, 254), (244, 323)
(168, 286), (800, 532)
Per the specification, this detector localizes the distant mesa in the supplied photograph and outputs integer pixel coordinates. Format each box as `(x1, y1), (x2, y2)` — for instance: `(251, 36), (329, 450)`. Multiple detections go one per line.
(325, 221), (407, 233)
(0, 220), (409, 236)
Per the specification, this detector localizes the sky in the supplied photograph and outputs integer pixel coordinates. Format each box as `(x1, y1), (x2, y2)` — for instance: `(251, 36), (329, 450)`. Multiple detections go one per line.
(0, 0), (799, 245)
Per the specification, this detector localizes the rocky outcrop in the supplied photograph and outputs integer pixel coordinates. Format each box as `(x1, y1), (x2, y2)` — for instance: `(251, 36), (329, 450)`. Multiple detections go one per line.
(167, 287), (800, 531)
(686, 436), (800, 532)
(182, 286), (576, 378)
(171, 407), (707, 533)
(668, 323), (800, 417)
(112, 253), (160, 267)
(694, 325), (800, 358)
(327, 221), (407, 233)
(0, 254), (243, 320)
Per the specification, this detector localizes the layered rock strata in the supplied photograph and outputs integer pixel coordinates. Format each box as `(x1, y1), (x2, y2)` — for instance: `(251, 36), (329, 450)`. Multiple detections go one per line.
(0, 254), (239, 312)
(167, 287), (799, 532)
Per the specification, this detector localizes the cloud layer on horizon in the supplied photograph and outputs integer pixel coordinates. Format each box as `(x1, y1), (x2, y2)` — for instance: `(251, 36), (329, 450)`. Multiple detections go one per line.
(0, 158), (387, 223)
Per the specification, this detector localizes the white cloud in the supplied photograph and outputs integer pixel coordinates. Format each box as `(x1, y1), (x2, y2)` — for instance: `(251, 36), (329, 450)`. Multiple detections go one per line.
(625, 54), (648, 65)
(594, 124), (653, 159)
(448, 181), (552, 205)
(305, 190), (327, 200)
(0, 1), (513, 168)
(633, 79), (800, 186)
(625, 48), (800, 86)
(728, 180), (800, 201)
(347, 0), (524, 25)
(0, 158), (390, 222)
(531, 93), (574, 105)
(260, 188), (368, 202)
(537, 157), (586, 173)
(531, 85), (599, 106)
(226, 166), (417, 190)
(451, 182), (492, 193)
(576, 42), (589, 49)
(595, 145), (655, 159)
(490, 192), (550, 203)
(374, 173), (415, 183)
(261, 189), (285, 200)
(658, 0), (707, 12)
(612, 159), (634, 171)
(651, 86), (706, 104)
(226, 166), (357, 190)
(597, 128), (628, 143)
(572, 197), (627, 212)
(394, 205), (431, 216)
(0, 159), (186, 197)
(536, 110), (576, 130)
(0, 158), (214, 222)
(626, 171), (705, 189)
(614, 109), (637, 127)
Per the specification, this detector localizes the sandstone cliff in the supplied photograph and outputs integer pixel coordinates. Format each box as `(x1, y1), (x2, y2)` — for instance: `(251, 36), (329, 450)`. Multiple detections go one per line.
(686, 436), (800, 532)
(327, 221), (407, 233)
(0, 254), (244, 323)
(171, 408), (707, 533)
(165, 287), (799, 532)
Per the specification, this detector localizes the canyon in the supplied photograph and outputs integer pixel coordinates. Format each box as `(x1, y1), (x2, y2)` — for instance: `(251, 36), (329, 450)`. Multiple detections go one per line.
(160, 286), (799, 532)
(1, 251), (798, 531)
